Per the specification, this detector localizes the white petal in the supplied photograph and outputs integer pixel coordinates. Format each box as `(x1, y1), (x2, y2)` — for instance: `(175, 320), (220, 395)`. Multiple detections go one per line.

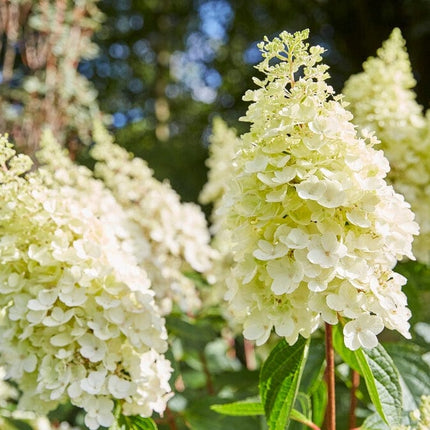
(358, 331), (379, 349)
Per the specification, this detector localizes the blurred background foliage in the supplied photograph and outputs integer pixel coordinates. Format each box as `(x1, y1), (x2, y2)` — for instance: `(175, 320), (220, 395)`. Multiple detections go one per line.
(78, 0), (430, 202)
(0, 0), (103, 153)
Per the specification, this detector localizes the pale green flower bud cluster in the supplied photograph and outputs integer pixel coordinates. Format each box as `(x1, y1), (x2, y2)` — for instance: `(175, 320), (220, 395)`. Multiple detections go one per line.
(0, 135), (172, 429)
(343, 29), (430, 264)
(220, 30), (418, 350)
(91, 121), (216, 315)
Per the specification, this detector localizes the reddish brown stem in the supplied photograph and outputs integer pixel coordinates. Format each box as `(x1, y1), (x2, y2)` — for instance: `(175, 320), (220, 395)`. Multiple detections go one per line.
(200, 352), (215, 395)
(349, 370), (360, 429)
(325, 323), (336, 430)
(307, 423), (321, 430)
(165, 407), (178, 430)
(295, 418), (321, 430)
(225, 331), (236, 360)
(244, 338), (257, 370)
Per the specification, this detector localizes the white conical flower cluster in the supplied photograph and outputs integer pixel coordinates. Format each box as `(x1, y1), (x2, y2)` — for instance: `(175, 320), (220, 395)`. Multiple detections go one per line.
(343, 28), (430, 264)
(36, 129), (153, 287)
(200, 117), (241, 217)
(0, 135), (172, 429)
(220, 30), (418, 350)
(199, 118), (241, 309)
(91, 121), (216, 315)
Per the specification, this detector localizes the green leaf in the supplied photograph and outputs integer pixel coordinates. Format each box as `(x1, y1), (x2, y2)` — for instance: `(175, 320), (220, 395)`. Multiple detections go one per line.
(294, 392), (312, 420)
(211, 400), (264, 416)
(333, 327), (402, 426)
(311, 380), (327, 427)
(385, 342), (430, 410)
(259, 337), (310, 430)
(289, 408), (318, 428)
(211, 400), (322, 430)
(361, 411), (414, 430)
(360, 413), (390, 430)
(114, 415), (158, 430)
(299, 337), (325, 394)
(354, 345), (402, 427)
(184, 397), (260, 430)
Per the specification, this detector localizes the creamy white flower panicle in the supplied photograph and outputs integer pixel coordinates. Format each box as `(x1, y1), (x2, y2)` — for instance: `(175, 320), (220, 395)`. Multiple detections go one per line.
(198, 118), (242, 310)
(91, 121), (216, 315)
(36, 129), (153, 284)
(199, 117), (241, 212)
(220, 30), (418, 350)
(0, 136), (172, 430)
(343, 28), (430, 264)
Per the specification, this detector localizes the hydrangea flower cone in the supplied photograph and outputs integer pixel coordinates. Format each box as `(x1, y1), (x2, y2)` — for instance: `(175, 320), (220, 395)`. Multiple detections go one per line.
(220, 30), (418, 350)
(0, 135), (172, 429)
(91, 121), (216, 315)
(198, 118), (242, 317)
(343, 28), (430, 264)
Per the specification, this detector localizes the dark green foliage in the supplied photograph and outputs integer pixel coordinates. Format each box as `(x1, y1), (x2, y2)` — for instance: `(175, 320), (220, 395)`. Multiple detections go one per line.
(115, 415), (158, 430)
(385, 343), (430, 411)
(259, 338), (310, 429)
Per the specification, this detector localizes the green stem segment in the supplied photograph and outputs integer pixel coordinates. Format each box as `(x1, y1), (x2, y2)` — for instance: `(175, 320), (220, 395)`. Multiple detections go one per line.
(325, 323), (336, 430)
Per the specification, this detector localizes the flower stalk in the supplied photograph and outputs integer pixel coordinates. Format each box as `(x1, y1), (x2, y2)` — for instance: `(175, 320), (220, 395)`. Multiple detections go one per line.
(325, 323), (336, 430)
(165, 407), (179, 430)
